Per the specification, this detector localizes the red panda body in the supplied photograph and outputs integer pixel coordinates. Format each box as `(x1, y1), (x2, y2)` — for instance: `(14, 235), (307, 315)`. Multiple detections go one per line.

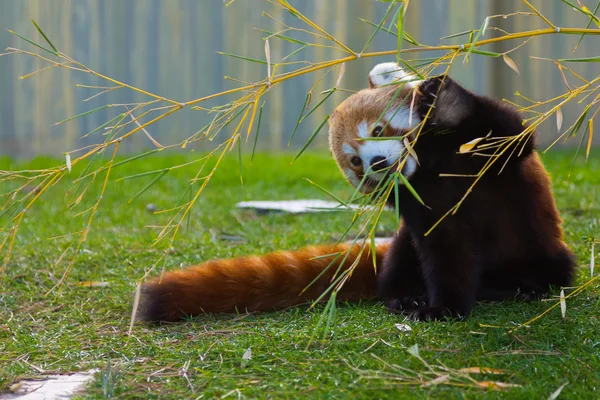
(329, 65), (576, 320)
(140, 63), (575, 322)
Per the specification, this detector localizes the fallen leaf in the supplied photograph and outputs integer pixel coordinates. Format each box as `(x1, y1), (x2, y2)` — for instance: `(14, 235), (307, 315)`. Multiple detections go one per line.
(242, 347), (252, 360)
(395, 323), (412, 333)
(560, 289), (566, 319)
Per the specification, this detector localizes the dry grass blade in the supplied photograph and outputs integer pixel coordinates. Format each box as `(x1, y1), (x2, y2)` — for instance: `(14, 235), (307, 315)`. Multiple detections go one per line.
(591, 242), (595, 276)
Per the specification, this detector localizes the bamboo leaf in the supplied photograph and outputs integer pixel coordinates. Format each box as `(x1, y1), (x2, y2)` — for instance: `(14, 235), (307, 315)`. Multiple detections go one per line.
(259, 29), (309, 46)
(397, 172), (424, 206)
(299, 88), (335, 124)
(53, 105), (110, 126)
(459, 137), (486, 153)
(217, 52), (267, 65)
(251, 107), (263, 164)
(65, 153), (72, 173)
(336, 63), (346, 88)
(463, 17), (487, 63)
(556, 108), (563, 132)
(560, 289), (566, 319)
(502, 55), (520, 75)
(586, 119), (594, 161)
(289, 92), (311, 146)
(292, 115), (330, 163)
(396, 2), (405, 62)
(8, 29), (57, 55)
(29, 18), (58, 53)
(128, 170), (168, 203)
(304, 178), (349, 207)
(441, 30), (474, 40)
(361, 0), (398, 54)
(403, 138), (419, 164)
(265, 39), (271, 84)
(559, 55), (600, 62)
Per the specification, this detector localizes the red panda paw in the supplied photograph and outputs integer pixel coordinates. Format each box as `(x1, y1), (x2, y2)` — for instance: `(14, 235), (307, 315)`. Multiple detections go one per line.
(385, 296), (428, 314)
(417, 76), (444, 121)
(407, 306), (468, 322)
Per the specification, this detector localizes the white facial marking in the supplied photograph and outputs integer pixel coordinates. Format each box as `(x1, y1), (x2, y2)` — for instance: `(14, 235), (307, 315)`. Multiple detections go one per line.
(403, 156), (417, 178)
(386, 107), (420, 130)
(342, 143), (356, 156)
(344, 168), (361, 188)
(357, 121), (369, 139)
(359, 140), (404, 181)
(368, 62), (422, 88)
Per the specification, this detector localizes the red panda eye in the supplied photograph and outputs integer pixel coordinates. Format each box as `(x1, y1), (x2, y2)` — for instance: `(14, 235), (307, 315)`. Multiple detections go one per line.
(350, 156), (362, 166)
(372, 125), (384, 137)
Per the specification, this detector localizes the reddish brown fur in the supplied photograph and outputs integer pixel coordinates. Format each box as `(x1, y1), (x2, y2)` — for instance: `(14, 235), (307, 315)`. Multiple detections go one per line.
(141, 242), (389, 321)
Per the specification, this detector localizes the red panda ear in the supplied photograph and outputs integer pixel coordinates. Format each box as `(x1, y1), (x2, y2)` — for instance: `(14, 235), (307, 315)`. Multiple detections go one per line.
(368, 62), (422, 89)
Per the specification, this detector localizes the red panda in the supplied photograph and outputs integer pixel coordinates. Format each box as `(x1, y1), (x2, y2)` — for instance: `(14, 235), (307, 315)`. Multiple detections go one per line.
(140, 62), (575, 322)
(329, 62), (576, 320)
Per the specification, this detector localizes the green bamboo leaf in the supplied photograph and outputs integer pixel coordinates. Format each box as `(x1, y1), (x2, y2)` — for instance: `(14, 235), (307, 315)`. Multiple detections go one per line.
(116, 169), (168, 182)
(559, 56), (600, 62)
(299, 88), (335, 123)
(283, 45), (308, 61)
(304, 178), (349, 207)
(462, 18), (486, 64)
(110, 148), (164, 170)
(259, 29), (309, 46)
(574, 0), (600, 50)
(396, 2), (405, 63)
(29, 18), (58, 53)
(397, 171), (424, 206)
(128, 170), (168, 203)
(470, 49), (502, 57)
(8, 29), (56, 55)
(398, 58), (425, 79)
(238, 134), (243, 184)
(217, 51), (267, 65)
(289, 92), (311, 146)
(81, 114), (125, 139)
(54, 105), (110, 126)
(292, 115), (330, 163)
(361, 0), (397, 54)
(251, 107), (263, 164)
(441, 30), (475, 40)
(560, 0), (600, 23)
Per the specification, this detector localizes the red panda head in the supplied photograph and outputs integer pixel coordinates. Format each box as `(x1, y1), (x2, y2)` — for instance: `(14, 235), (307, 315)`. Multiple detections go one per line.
(329, 62), (422, 193)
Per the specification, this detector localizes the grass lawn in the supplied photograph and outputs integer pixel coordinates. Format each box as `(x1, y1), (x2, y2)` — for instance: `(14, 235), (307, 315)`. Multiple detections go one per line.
(1, 150), (599, 399)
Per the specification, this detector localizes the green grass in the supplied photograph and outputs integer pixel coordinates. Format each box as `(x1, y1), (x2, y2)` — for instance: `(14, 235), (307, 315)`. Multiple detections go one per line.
(1, 150), (599, 399)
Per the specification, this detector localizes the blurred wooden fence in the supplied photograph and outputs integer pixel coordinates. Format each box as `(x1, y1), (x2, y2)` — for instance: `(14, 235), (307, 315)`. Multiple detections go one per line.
(0, 0), (597, 157)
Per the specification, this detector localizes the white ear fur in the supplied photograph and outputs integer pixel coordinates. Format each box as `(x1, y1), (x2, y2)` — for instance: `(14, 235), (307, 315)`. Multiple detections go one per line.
(368, 62), (421, 89)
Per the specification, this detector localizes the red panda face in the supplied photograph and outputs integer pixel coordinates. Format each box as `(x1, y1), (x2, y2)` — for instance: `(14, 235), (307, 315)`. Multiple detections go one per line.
(328, 63), (422, 194)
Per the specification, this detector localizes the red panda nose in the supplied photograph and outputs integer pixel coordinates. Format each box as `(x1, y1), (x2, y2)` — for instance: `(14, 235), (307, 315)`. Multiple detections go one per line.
(370, 156), (388, 172)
